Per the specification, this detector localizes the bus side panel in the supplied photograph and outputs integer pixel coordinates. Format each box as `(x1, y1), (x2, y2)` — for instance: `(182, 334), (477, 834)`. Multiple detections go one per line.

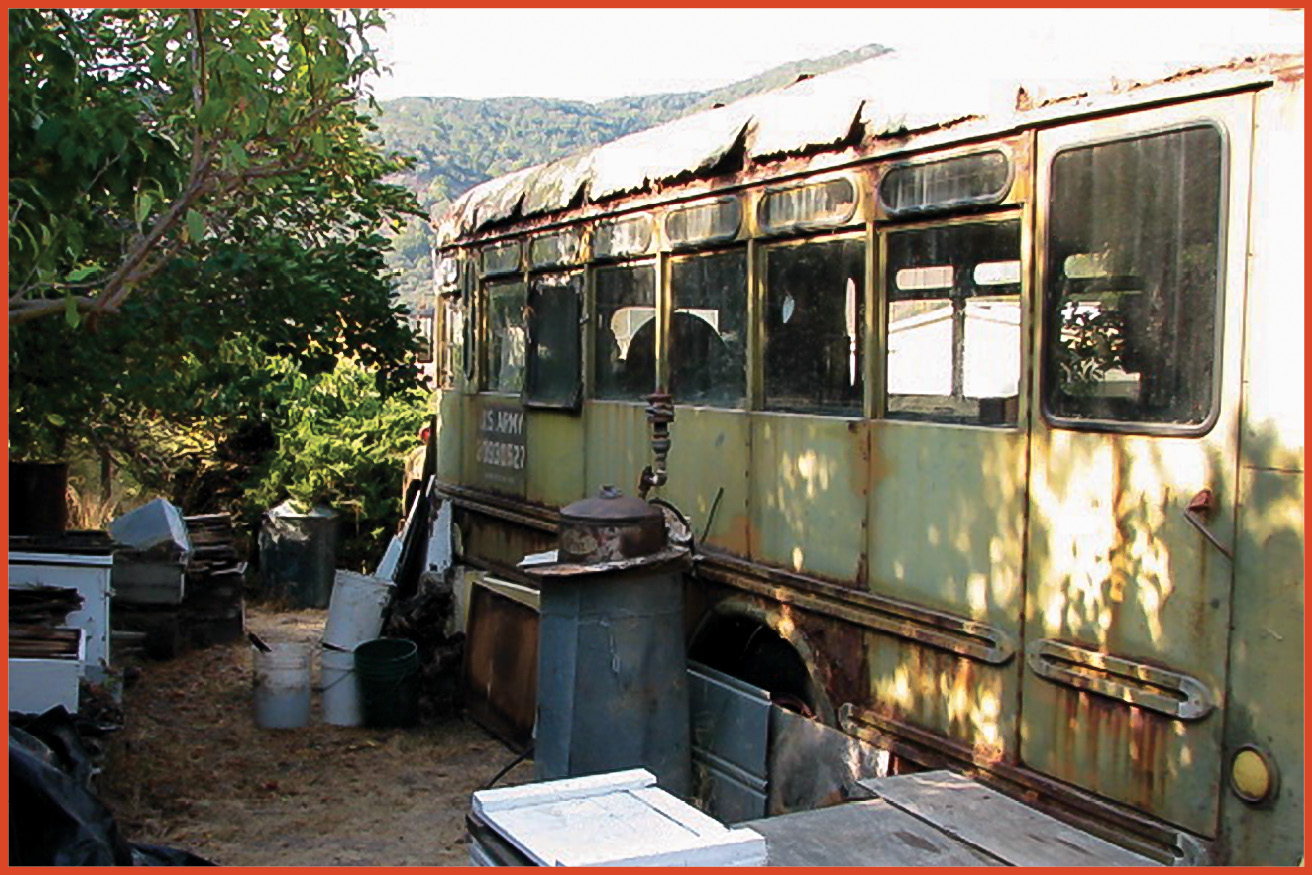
(747, 415), (867, 584)
(1220, 69), (1305, 866)
(662, 408), (751, 554)
(868, 421), (1028, 629)
(524, 412), (585, 509)
(435, 389), (464, 484)
(864, 632), (1021, 763)
(583, 402), (647, 498)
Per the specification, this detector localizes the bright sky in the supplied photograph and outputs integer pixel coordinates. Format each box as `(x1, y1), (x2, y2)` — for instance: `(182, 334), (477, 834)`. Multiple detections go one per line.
(369, 8), (1303, 102)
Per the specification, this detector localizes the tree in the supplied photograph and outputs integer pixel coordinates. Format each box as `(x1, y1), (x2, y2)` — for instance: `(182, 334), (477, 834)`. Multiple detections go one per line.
(8, 8), (403, 323)
(8, 8), (429, 559)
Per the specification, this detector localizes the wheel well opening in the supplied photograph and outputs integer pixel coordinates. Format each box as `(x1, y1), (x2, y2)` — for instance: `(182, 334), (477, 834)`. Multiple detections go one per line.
(689, 612), (819, 718)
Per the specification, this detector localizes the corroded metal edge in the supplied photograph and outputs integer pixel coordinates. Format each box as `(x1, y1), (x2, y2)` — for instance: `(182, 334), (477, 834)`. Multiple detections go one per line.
(1025, 639), (1216, 721)
(695, 551), (1016, 665)
(839, 703), (1212, 865)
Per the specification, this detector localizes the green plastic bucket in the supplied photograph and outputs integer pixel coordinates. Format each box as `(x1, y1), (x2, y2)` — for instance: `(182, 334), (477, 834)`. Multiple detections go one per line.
(354, 637), (420, 728)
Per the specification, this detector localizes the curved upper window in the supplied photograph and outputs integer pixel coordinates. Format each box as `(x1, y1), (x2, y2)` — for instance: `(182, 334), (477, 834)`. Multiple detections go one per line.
(665, 197), (742, 250)
(481, 240), (522, 277)
(593, 214), (654, 261)
(528, 229), (584, 271)
(879, 150), (1011, 216)
(759, 178), (858, 235)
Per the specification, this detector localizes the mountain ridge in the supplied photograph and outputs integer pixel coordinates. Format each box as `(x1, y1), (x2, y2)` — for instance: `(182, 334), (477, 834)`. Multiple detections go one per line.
(373, 43), (891, 305)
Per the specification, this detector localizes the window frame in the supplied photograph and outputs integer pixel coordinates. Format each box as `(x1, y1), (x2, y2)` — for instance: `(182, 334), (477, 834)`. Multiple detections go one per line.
(665, 243), (750, 410)
(878, 212), (1026, 430)
(1039, 120), (1231, 438)
(590, 257), (659, 404)
(758, 230), (868, 418)
(523, 268), (585, 411)
(480, 274), (528, 397)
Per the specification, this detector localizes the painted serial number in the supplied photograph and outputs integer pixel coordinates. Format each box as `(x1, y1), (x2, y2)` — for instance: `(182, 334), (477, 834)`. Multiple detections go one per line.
(477, 440), (525, 470)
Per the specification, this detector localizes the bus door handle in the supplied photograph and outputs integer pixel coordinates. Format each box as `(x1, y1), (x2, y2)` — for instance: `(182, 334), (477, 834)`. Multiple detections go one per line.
(1184, 488), (1233, 561)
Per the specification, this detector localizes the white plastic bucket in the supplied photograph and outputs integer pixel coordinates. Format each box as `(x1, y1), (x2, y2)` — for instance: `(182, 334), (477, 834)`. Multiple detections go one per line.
(253, 642), (311, 729)
(322, 570), (395, 652)
(321, 646), (362, 726)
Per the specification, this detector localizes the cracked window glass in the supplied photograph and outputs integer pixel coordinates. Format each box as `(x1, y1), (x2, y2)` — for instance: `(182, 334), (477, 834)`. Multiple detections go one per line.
(669, 250), (747, 407)
(594, 263), (656, 400)
(763, 237), (865, 415)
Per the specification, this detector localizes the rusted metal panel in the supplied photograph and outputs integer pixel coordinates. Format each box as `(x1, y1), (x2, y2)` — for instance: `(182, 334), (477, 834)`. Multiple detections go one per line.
(460, 507), (556, 571)
(1217, 71), (1305, 866)
(867, 422), (1028, 633)
(462, 576), (539, 751)
(1240, 74), (1304, 473)
(1221, 467), (1304, 863)
(660, 407), (751, 553)
(747, 414), (868, 584)
(864, 632), (1019, 765)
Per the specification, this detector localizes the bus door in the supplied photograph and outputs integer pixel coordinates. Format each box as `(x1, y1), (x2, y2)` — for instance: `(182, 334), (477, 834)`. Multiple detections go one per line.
(1022, 94), (1254, 839)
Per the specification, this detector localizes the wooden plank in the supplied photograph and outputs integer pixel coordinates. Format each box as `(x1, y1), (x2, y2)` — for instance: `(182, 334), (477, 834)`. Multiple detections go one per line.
(742, 799), (1000, 867)
(859, 771), (1160, 867)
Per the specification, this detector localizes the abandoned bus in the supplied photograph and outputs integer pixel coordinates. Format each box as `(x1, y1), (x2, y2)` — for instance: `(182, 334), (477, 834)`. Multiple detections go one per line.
(425, 45), (1304, 865)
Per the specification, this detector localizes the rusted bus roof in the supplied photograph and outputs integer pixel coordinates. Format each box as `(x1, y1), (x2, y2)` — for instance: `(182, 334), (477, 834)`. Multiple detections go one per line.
(586, 104), (752, 200)
(741, 75), (866, 158)
(435, 45), (1300, 243)
(521, 151), (593, 218)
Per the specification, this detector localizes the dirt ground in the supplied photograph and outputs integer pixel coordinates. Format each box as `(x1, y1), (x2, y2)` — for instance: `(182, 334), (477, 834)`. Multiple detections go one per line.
(98, 604), (533, 866)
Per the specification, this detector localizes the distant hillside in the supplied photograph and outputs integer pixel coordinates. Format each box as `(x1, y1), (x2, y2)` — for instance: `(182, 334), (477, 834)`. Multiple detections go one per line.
(374, 43), (890, 306)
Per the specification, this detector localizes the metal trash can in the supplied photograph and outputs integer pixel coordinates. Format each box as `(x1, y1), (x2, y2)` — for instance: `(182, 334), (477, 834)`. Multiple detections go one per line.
(528, 486), (692, 797)
(258, 501), (339, 608)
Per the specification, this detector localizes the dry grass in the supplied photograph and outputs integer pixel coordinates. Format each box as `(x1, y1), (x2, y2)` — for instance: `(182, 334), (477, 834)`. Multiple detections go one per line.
(97, 604), (533, 866)
(66, 481), (123, 530)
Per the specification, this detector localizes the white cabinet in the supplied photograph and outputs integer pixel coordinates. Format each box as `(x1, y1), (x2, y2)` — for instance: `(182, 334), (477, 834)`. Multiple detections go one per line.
(9, 551), (113, 683)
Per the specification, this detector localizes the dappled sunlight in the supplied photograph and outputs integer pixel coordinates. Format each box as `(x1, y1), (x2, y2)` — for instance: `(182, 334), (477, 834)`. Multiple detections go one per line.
(751, 418), (868, 581)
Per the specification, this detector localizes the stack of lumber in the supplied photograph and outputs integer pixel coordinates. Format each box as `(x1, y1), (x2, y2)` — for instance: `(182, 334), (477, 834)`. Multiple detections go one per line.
(9, 586), (83, 627)
(181, 514), (245, 648)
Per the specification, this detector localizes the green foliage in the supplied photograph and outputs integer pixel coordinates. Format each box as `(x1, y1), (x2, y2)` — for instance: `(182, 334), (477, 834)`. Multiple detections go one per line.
(9, 7), (428, 567)
(9, 8), (416, 323)
(245, 356), (428, 569)
(1055, 304), (1129, 394)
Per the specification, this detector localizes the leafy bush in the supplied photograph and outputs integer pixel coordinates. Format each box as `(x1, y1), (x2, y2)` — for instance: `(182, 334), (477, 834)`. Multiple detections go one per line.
(245, 355), (429, 571)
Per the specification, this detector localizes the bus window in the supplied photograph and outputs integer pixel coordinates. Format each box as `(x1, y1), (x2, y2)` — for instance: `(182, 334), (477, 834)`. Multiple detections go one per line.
(1043, 125), (1224, 429)
(594, 263), (656, 400)
(669, 250), (747, 407)
(525, 272), (582, 407)
(485, 278), (526, 394)
(885, 220), (1022, 425)
(763, 237), (865, 415)
(439, 295), (464, 389)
